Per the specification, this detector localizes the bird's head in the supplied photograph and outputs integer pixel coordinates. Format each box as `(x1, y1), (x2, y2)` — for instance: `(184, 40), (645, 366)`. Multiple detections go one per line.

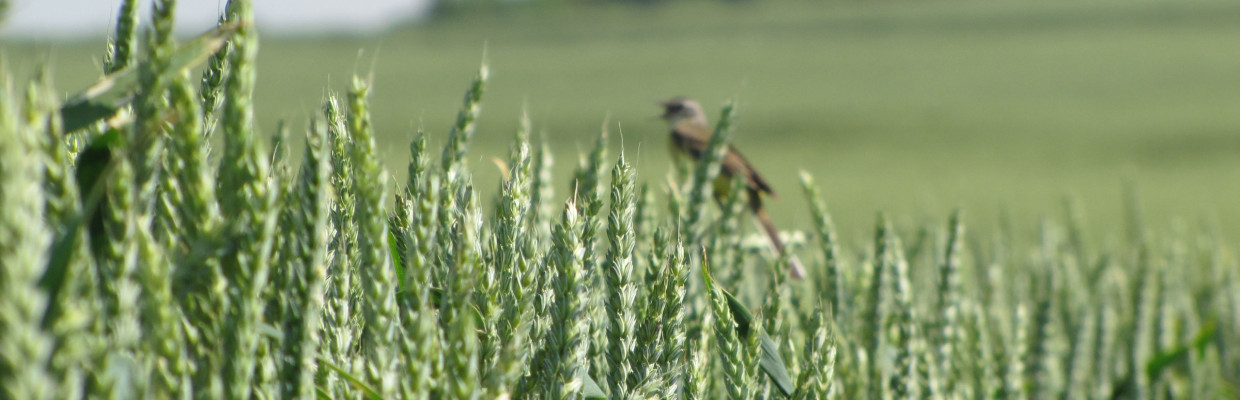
(658, 97), (708, 128)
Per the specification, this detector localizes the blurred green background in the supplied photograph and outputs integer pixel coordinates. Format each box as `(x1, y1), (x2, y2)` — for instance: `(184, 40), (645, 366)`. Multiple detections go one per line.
(5, 0), (1239, 239)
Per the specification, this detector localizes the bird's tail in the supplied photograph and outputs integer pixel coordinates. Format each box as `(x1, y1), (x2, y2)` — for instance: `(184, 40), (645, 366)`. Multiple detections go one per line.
(754, 206), (806, 280)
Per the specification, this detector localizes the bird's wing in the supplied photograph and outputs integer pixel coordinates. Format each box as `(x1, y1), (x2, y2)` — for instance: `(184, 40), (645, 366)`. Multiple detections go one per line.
(670, 123), (776, 197)
(724, 147), (775, 197)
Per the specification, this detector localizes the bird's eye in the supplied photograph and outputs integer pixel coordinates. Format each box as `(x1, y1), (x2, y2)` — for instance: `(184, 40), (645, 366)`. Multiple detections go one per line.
(667, 104), (685, 113)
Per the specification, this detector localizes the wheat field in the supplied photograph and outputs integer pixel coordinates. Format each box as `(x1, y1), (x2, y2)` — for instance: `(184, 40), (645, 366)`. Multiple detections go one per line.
(1, 0), (1237, 399)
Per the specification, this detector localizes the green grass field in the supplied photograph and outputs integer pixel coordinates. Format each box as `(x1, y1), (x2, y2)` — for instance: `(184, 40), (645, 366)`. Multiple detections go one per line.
(7, 0), (1239, 238)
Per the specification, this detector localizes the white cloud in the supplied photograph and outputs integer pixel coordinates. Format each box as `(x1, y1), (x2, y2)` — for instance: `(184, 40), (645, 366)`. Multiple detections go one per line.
(2, 0), (434, 38)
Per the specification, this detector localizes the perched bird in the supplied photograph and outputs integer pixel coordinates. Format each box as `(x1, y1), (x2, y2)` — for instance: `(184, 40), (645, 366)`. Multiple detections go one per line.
(659, 97), (806, 279)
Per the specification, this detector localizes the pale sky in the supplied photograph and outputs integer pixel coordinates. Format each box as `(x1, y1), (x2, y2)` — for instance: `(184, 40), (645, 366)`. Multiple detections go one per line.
(2, 0), (435, 38)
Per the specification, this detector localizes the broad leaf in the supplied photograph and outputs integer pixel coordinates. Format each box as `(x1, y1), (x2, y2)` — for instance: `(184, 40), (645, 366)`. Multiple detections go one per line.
(580, 369), (607, 399)
(60, 23), (239, 133)
(388, 229), (404, 292)
(1144, 317), (1217, 379)
(318, 356), (382, 400)
(707, 263), (797, 398)
(40, 128), (125, 328)
(758, 333), (794, 398)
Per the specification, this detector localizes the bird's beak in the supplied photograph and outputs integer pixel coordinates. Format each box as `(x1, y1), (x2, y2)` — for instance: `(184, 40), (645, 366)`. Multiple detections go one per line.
(652, 100), (670, 120)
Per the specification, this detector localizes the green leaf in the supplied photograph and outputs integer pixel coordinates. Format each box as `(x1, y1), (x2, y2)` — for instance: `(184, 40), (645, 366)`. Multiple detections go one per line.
(397, 286), (445, 309)
(389, 229), (404, 292)
(256, 322), (285, 341)
(1110, 317), (1218, 400)
(74, 129), (123, 255)
(408, 286), (486, 329)
(318, 356), (382, 400)
(724, 287), (755, 337)
(59, 23), (239, 134)
(758, 332), (795, 398)
(705, 261), (797, 398)
(41, 128), (129, 328)
(74, 128), (124, 193)
(580, 369), (607, 399)
(1144, 317), (1217, 380)
(38, 220), (83, 329)
(431, 286), (444, 307)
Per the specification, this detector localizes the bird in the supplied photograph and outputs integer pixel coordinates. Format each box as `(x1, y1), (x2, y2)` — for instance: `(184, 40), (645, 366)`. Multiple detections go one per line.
(658, 97), (806, 279)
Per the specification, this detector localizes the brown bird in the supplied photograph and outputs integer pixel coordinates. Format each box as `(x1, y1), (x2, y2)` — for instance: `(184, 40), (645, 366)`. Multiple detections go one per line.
(659, 97), (806, 279)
